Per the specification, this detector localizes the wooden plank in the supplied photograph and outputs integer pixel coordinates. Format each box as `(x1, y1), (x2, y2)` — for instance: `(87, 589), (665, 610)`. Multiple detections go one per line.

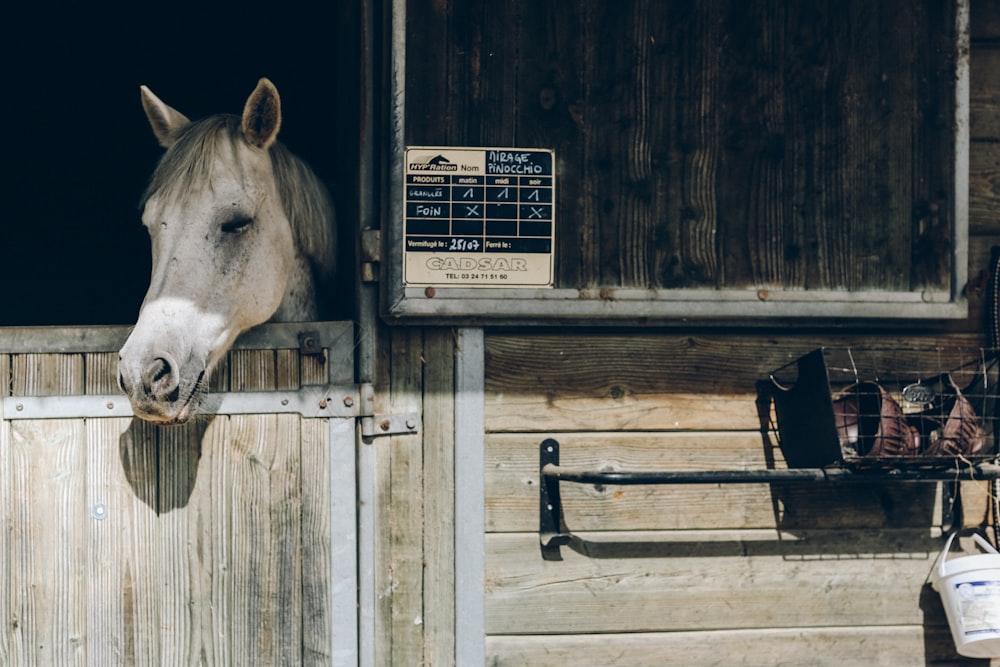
(84, 415), (131, 665)
(489, 389), (759, 432)
(192, 415), (231, 665)
(7, 353), (86, 663)
(115, 416), (220, 663)
(972, 0), (1000, 41)
(223, 343), (303, 665)
(485, 432), (942, 532)
(389, 328), (425, 667)
(9, 418), (88, 664)
(971, 141), (1000, 234)
(222, 415), (299, 664)
(484, 333), (990, 432)
(486, 626), (976, 667)
(421, 328), (457, 667)
(0, 353), (9, 665)
(11, 353), (84, 396)
(373, 327), (425, 666)
(485, 530), (951, 635)
(300, 417), (334, 664)
(971, 47), (1000, 140)
(82, 352), (132, 663)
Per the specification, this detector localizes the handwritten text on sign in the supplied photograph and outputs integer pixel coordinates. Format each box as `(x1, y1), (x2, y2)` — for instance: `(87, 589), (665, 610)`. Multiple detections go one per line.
(403, 147), (555, 287)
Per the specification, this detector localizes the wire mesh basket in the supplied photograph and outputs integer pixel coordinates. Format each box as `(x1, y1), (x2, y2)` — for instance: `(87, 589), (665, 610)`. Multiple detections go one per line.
(763, 347), (1000, 470)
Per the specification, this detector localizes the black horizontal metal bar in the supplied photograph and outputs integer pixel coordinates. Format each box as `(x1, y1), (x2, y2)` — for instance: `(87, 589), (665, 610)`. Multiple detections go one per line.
(536, 438), (1000, 558)
(541, 463), (1000, 484)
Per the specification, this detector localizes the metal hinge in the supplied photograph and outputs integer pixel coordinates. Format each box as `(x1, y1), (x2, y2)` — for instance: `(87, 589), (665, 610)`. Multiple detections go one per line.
(1, 381), (419, 440)
(360, 229), (381, 283)
(353, 381), (420, 441)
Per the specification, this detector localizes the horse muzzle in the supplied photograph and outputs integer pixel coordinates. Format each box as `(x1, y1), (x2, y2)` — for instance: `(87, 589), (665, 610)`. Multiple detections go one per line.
(118, 348), (207, 425)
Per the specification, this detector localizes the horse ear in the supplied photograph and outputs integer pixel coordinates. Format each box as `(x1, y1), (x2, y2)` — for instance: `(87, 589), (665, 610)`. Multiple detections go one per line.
(242, 78), (282, 149)
(140, 85), (191, 148)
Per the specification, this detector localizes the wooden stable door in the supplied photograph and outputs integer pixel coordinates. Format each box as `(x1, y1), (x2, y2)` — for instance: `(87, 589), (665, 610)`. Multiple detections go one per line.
(0, 322), (357, 666)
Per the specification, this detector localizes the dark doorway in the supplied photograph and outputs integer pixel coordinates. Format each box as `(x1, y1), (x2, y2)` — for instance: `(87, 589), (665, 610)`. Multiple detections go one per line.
(1, 5), (359, 325)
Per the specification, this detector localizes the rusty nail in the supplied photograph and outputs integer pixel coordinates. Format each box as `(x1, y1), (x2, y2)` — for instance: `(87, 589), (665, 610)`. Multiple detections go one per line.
(380, 419), (392, 431)
(757, 289), (769, 301)
(106, 401), (115, 410)
(343, 396), (354, 408)
(319, 398), (328, 410)
(424, 286), (436, 298)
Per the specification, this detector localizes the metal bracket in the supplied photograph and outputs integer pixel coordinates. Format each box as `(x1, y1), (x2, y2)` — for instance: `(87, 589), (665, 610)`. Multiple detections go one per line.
(361, 229), (381, 283)
(540, 439), (571, 559)
(298, 330), (325, 356)
(356, 382), (420, 441)
(2, 382), (420, 440)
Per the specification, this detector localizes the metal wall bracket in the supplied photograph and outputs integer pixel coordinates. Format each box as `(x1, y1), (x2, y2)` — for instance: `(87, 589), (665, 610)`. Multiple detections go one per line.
(540, 439), (571, 558)
(539, 438), (1000, 559)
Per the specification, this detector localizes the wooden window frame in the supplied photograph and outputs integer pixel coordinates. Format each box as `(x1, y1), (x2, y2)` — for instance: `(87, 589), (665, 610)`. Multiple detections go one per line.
(382, 0), (970, 326)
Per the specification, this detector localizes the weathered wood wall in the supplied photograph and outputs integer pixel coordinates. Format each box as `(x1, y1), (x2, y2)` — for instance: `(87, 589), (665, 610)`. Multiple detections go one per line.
(0, 324), (354, 665)
(471, 2), (999, 665)
(405, 0), (960, 295)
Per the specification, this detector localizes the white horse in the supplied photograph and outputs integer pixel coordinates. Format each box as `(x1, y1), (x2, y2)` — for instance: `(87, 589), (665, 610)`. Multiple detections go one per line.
(118, 78), (337, 425)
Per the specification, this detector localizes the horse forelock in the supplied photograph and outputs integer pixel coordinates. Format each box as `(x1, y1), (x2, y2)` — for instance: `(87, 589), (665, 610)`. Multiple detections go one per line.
(140, 114), (336, 282)
(141, 115), (242, 209)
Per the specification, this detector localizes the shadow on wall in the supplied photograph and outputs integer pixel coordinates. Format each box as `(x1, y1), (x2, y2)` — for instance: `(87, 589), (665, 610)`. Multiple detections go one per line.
(119, 416), (211, 514)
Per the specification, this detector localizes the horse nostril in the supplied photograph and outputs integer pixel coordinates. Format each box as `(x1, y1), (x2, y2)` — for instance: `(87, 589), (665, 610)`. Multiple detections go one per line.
(118, 372), (129, 395)
(142, 356), (180, 401)
(150, 358), (171, 383)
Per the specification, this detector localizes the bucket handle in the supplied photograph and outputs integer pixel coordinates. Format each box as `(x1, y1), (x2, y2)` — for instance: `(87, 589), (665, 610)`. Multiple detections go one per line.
(938, 531), (1000, 578)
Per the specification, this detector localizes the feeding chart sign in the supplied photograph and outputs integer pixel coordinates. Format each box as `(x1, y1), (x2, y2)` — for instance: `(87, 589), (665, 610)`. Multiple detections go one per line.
(403, 147), (555, 287)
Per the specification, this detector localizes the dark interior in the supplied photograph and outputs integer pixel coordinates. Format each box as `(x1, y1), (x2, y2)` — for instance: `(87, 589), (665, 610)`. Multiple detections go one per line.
(1, 5), (360, 326)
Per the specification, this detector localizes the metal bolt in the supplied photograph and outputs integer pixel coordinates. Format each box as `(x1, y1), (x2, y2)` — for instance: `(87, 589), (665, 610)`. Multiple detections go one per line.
(280, 399), (289, 406)
(106, 401), (115, 410)
(424, 286), (436, 298)
(380, 419), (392, 431)
(405, 418), (416, 430)
(343, 396), (354, 408)
(92, 504), (107, 520)
(15, 403), (23, 412)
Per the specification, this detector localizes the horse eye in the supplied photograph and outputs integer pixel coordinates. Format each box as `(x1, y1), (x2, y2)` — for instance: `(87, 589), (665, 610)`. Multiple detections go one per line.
(221, 217), (253, 234)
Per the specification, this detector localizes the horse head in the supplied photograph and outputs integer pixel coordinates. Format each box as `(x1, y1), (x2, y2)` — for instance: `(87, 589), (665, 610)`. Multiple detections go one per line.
(118, 78), (336, 425)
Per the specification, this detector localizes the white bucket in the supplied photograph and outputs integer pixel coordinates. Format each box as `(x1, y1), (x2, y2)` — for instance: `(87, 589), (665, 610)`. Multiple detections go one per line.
(932, 532), (1000, 658)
